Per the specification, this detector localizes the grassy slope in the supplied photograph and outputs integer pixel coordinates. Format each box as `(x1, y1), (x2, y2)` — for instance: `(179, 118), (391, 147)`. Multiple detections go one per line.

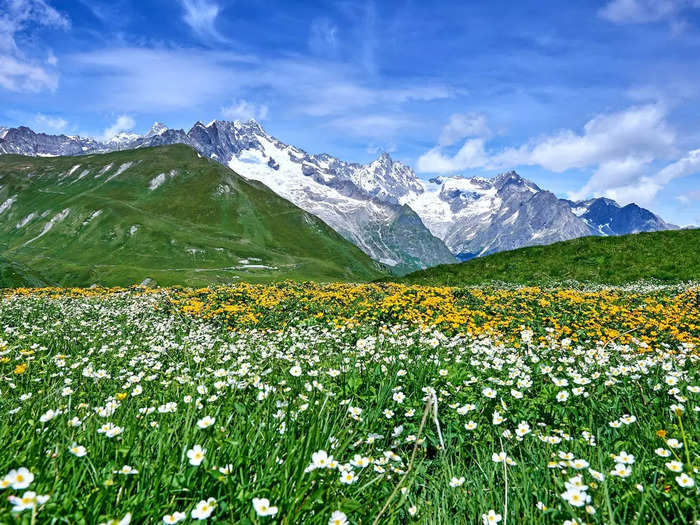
(0, 145), (387, 287)
(395, 229), (700, 286)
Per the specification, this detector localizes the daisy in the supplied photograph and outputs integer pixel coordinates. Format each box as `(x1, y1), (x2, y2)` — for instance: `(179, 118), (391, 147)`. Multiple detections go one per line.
(449, 476), (465, 487)
(482, 510), (502, 524)
(197, 416), (215, 429)
(328, 510), (348, 525)
(252, 497), (278, 517)
(163, 512), (187, 523)
(187, 445), (206, 466)
(675, 473), (695, 488)
(192, 498), (217, 520)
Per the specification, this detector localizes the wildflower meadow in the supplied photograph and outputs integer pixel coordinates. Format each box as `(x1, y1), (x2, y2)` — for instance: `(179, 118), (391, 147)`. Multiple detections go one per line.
(0, 283), (698, 524)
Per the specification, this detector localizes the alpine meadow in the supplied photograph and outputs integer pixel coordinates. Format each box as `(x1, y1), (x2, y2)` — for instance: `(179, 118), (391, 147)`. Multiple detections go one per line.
(1, 1), (699, 524)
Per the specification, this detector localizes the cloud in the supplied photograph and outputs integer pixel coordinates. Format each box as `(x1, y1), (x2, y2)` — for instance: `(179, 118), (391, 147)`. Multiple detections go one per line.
(417, 104), (698, 206)
(417, 139), (489, 173)
(179, 0), (225, 41)
(0, 0), (69, 92)
(0, 55), (58, 91)
(70, 46), (450, 139)
(102, 115), (135, 140)
(327, 114), (416, 139)
(498, 104), (675, 172)
(438, 113), (490, 147)
(35, 113), (67, 131)
(599, 0), (700, 24)
(418, 104), (675, 174)
(221, 100), (269, 121)
(71, 47), (255, 111)
(677, 189), (700, 204)
(308, 18), (339, 56)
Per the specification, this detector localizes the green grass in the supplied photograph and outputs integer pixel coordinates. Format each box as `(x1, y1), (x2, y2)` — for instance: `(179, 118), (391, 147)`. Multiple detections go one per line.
(0, 287), (697, 524)
(0, 145), (387, 287)
(395, 229), (700, 286)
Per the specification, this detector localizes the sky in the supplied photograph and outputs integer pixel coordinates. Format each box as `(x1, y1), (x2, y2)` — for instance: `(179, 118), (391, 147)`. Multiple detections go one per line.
(1, 0), (700, 225)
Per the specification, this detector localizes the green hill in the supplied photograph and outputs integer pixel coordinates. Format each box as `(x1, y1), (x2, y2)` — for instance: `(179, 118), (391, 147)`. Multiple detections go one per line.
(394, 229), (700, 286)
(0, 145), (387, 287)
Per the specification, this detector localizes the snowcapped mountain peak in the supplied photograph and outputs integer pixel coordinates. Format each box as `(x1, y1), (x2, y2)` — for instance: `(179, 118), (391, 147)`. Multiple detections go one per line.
(106, 131), (140, 145)
(493, 170), (540, 192)
(145, 122), (168, 138)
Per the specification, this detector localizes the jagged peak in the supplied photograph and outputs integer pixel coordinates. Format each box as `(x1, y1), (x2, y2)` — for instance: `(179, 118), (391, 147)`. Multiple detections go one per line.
(145, 122), (168, 138)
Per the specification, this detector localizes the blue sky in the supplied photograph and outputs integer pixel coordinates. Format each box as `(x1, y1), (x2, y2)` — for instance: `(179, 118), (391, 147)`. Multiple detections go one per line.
(1, 0), (700, 225)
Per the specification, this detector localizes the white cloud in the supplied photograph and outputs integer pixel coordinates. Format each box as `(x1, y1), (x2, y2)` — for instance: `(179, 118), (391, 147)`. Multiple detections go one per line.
(179, 0), (225, 41)
(221, 100), (269, 121)
(438, 113), (490, 146)
(418, 104), (675, 175)
(102, 115), (135, 140)
(35, 113), (67, 131)
(417, 139), (489, 173)
(416, 104), (698, 207)
(308, 18), (339, 56)
(599, 0), (700, 24)
(327, 114), (416, 139)
(0, 55), (58, 92)
(499, 104), (675, 172)
(677, 189), (700, 204)
(0, 0), (69, 92)
(71, 46), (450, 138)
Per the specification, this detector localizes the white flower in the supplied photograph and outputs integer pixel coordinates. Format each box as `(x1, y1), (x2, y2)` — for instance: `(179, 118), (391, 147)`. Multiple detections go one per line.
(571, 459), (589, 470)
(610, 463), (632, 478)
(667, 438), (683, 449)
(562, 488), (590, 507)
(114, 465), (138, 475)
(197, 416), (215, 429)
(556, 390), (569, 402)
(339, 470), (356, 484)
(665, 461), (683, 473)
(392, 391), (405, 403)
(482, 510), (502, 524)
(69, 444), (87, 457)
(465, 421), (477, 431)
(289, 366), (302, 377)
(515, 421), (531, 437)
(449, 476), (465, 487)
(482, 387), (497, 398)
(192, 498), (217, 520)
(613, 451), (635, 464)
(6, 468), (34, 489)
(187, 445), (206, 466)
(8, 491), (49, 511)
(328, 510), (348, 525)
(163, 512), (187, 523)
(252, 497), (278, 517)
(675, 473), (695, 488)
(310, 450), (333, 470)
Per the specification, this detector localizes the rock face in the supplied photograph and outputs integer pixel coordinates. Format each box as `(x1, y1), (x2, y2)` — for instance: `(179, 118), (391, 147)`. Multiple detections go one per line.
(568, 198), (675, 235)
(0, 120), (677, 269)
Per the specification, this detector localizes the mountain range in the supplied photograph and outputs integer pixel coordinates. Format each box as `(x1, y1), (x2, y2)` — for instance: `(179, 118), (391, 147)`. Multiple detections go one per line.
(0, 121), (677, 272)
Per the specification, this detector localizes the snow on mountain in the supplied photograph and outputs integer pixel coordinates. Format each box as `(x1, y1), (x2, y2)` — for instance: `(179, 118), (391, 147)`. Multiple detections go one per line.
(565, 197), (675, 236)
(144, 122), (168, 138)
(0, 120), (677, 269)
